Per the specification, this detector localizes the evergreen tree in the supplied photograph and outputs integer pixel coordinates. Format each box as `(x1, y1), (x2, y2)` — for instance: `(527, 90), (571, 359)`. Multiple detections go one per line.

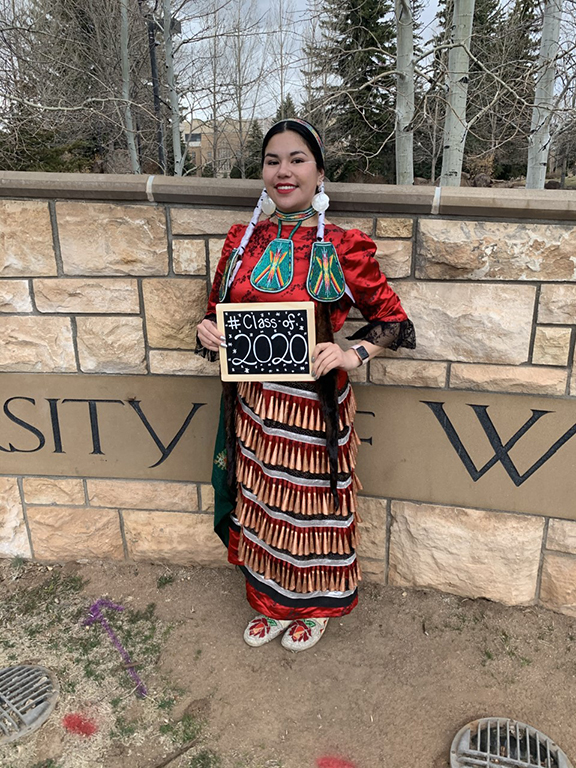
(464, 0), (505, 175)
(306, 0), (397, 182)
(0, 126), (96, 173)
(274, 94), (299, 122)
(244, 120), (264, 179)
(496, 0), (538, 177)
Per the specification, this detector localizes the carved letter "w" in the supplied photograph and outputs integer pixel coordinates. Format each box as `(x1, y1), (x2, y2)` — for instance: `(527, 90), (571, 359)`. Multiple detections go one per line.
(423, 402), (576, 487)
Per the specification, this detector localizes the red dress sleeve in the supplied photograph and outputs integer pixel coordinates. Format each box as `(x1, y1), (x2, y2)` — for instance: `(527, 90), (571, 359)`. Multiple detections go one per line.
(339, 229), (416, 350)
(205, 224), (246, 318)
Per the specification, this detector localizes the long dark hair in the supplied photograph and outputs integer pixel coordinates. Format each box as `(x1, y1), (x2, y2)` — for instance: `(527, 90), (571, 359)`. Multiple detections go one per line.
(261, 119), (325, 171)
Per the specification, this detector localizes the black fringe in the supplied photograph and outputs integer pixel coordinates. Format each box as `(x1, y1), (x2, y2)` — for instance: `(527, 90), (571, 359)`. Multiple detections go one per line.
(222, 382), (238, 492)
(314, 303), (340, 511)
(347, 318), (416, 350)
(194, 312), (220, 361)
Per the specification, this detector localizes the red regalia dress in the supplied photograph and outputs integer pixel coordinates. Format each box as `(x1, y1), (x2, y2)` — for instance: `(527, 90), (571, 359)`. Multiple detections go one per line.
(201, 219), (414, 620)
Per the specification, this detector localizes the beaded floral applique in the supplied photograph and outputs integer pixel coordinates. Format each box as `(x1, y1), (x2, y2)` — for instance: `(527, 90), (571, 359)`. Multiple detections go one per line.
(214, 450), (227, 470)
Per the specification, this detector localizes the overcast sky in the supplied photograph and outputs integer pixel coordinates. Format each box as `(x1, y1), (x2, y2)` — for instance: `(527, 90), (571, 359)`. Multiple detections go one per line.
(190, 1), (441, 121)
(285, 0), (439, 39)
(265, 1), (440, 114)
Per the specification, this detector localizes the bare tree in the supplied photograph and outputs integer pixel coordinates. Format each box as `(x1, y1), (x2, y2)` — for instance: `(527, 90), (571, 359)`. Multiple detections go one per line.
(121, 0), (141, 173)
(203, 0), (231, 176)
(395, 0), (415, 184)
(301, 0), (328, 138)
(267, 0), (298, 119)
(526, 0), (563, 188)
(0, 0), (158, 172)
(224, 0), (267, 177)
(163, 0), (184, 175)
(440, 0), (476, 186)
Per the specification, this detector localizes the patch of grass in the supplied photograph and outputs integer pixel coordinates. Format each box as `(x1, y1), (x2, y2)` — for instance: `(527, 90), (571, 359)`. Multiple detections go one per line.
(2, 570), (166, 698)
(188, 750), (222, 768)
(500, 630), (515, 658)
(443, 612), (469, 632)
(483, 649), (494, 664)
(160, 713), (202, 745)
(31, 761), (62, 768)
(110, 715), (138, 741)
(182, 714), (202, 743)
(157, 573), (175, 590)
(59, 679), (77, 694)
(0, 564), (190, 767)
(102, 602), (163, 670)
(2, 572), (86, 618)
(82, 659), (105, 682)
(499, 630), (532, 667)
(10, 556), (24, 570)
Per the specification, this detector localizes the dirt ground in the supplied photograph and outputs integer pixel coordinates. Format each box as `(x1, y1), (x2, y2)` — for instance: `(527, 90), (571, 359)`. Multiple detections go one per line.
(1, 559), (576, 768)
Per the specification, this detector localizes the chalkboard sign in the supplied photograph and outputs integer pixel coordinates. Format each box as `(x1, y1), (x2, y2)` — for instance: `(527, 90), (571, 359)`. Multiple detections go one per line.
(216, 301), (316, 382)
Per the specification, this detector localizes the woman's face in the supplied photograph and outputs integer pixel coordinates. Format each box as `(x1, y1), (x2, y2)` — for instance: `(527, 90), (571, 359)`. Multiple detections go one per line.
(262, 130), (324, 213)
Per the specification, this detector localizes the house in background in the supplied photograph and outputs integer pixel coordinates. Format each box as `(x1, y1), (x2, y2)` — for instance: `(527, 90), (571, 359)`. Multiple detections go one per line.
(181, 118), (267, 177)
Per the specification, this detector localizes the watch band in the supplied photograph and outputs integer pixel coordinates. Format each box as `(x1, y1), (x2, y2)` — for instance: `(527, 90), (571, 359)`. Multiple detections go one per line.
(351, 344), (370, 365)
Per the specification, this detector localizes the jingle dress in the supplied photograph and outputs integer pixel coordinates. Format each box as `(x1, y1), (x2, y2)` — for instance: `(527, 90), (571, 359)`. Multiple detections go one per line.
(200, 220), (415, 620)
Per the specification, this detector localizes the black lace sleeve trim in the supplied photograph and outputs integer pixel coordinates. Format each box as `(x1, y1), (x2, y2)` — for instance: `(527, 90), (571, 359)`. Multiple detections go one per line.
(346, 318), (416, 351)
(194, 313), (220, 362)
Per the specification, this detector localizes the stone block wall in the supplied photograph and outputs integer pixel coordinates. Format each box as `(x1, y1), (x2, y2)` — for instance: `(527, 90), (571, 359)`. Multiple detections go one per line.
(1, 173), (576, 617)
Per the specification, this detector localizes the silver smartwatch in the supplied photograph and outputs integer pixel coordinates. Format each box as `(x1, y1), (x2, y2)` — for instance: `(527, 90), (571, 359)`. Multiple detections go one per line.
(351, 344), (370, 366)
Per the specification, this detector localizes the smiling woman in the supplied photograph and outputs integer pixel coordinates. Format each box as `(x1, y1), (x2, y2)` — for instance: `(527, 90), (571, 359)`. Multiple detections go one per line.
(195, 119), (415, 653)
(262, 129), (323, 214)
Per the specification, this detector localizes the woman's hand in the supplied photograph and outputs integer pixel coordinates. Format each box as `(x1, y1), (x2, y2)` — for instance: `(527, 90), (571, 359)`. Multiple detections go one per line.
(197, 319), (226, 352)
(311, 342), (360, 378)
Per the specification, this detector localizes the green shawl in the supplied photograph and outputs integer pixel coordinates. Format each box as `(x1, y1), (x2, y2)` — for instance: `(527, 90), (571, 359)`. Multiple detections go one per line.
(211, 397), (236, 547)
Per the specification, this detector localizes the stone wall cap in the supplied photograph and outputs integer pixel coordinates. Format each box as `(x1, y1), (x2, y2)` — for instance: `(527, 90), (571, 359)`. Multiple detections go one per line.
(152, 176), (262, 205)
(0, 171), (150, 201)
(0, 172), (435, 213)
(439, 186), (576, 221)
(0, 171), (575, 221)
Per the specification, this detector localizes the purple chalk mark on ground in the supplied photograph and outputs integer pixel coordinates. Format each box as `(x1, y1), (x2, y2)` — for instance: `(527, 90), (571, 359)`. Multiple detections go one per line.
(84, 598), (147, 698)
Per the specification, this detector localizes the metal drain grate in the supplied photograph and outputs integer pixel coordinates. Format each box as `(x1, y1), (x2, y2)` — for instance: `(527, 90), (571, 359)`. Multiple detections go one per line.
(0, 665), (58, 744)
(451, 718), (574, 768)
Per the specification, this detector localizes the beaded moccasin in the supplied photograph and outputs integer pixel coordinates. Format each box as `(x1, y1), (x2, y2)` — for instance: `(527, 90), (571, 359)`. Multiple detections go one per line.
(243, 615), (293, 647)
(280, 618), (329, 652)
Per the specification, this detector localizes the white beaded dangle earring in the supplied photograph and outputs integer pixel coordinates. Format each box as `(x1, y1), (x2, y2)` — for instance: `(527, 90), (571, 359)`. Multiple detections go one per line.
(261, 190), (277, 216)
(312, 181), (330, 241)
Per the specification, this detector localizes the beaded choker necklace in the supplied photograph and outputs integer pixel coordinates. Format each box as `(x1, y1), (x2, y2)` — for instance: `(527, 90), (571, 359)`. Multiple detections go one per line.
(219, 194), (346, 302)
(274, 206), (316, 222)
(249, 207), (317, 293)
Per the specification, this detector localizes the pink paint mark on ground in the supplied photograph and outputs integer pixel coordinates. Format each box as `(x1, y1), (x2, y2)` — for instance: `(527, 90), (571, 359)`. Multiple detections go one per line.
(316, 757), (358, 768)
(62, 712), (98, 737)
